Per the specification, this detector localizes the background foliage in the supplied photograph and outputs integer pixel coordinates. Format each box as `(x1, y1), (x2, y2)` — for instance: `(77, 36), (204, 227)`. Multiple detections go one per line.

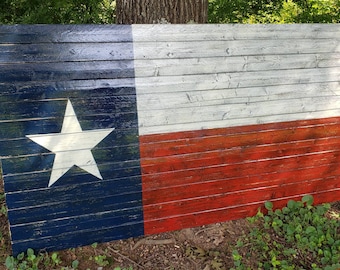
(0, 0), (116, 24)
(208, 0), (340, 23)
(0, 0), (339, 24)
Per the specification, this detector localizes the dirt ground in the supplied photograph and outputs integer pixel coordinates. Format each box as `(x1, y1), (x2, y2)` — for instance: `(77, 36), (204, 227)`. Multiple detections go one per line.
(61, 220), (249, 270)
(0, 192), (252, 270)
(52, 219), (250, 270)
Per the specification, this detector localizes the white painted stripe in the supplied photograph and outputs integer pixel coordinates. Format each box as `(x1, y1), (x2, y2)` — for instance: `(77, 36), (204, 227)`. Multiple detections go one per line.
(132, 24), (340, 42)
(132, 25), (340, 136)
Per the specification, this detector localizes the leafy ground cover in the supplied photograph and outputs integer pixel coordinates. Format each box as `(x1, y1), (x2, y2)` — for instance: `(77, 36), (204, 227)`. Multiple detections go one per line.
(0, 177), (339, 270)
(232, 196), (340, 270)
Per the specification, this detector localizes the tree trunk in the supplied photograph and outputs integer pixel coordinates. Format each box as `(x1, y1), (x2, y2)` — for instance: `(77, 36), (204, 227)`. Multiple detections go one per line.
(116, 0), (208, 24)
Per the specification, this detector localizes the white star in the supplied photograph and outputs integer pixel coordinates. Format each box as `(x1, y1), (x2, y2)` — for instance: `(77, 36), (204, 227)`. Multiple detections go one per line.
(26, 99), (114, 187)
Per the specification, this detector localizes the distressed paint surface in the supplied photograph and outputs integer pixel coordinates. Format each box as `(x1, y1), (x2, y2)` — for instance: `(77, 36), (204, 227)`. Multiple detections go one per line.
(0, 24), (339, 254)
(140, 117), (340, 233)
(0, 25), (144, 254)
(26, 99), (115, 187)
(133, 24), (340, 135)
(132, 24), (340, 234)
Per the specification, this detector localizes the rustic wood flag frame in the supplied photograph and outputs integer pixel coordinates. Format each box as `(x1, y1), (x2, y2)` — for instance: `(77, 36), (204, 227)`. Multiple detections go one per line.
(0, 24), (339, 255)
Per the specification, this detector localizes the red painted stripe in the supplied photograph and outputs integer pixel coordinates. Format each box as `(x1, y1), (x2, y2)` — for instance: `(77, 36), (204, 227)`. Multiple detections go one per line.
(143, 190), (340, 234)
(140, 117), (340, 235)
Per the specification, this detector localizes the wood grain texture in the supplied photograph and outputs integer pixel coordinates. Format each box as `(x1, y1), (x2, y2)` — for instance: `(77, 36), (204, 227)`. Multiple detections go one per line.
(0, 25), (144, 255)
(132, 24), (340, 41)
(0, 24), (339, 255)
(0, 25), (133, 43)
(133, 25), (340, 135)
(140, 117), (340, 234)
(133, 24), (340, 234)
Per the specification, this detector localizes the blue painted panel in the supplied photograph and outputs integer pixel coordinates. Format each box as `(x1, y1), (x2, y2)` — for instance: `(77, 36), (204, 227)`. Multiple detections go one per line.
(0, 25), (133, 43)
(10, 208), (144, 241)
(0, 25), (143, 255)
(4, 161), (141, 192)
(0, 61), (135, 82)
(12, 222), (143, 255)
(0, 43), (134, 63)
(6, 169), (142, 205)
(8, 189), (143, 225)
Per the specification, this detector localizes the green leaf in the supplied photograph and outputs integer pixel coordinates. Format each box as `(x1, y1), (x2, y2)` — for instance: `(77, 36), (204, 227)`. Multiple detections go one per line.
(51, 252), (58, 260)
(264, 216), (271, 223)
(287, 224), (295, 235)
(5, 256), (16, 269)
(236, 240), (244, 248)
(302, 195), (314, 206)
(282, 206), (290, 214)
(17, 252), (25, 261)
(265, 201), (273, 211)
(72, 260), (79, 268)
(305, 226), (316, 234)
(287, 200), (297, 210)
(27, 248), (36, 261)
(27, 248), (34, 256)
(232, 250), (242, 261)
(316, 205), (328, 216)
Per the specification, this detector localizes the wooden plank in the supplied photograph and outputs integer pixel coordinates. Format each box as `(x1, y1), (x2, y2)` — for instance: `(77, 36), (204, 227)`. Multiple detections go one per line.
(134, 24), (339, 237)
(140, 117), (340, 234)
(135, 67), (339, 94)
(0, 61), (135, 82)
(0, 25), (133, 44)
(0, 24), (339, 255)
(133, 39), (339, 60)
(11, 220), (144, 254)
(135, 53), (340, 77)
(0, 83), (136, 98)
(143, 178), (340, 217)
(134, 25), (339, 135)
(144, 189), (340, 234)
(4, 160), (141, 193)
(0, 43), (134, 63)
(0, 97), (137, 126)
(7, 182), (143, 225)
(139, 96), (340, 123)
(132, 24), (340, 42)
(0, 25), (145, 255)
(137, 83), (340, 110)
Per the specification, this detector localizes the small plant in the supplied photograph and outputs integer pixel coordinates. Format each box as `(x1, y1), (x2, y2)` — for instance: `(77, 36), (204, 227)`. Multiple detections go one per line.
(232, 195), (340, 270)
(71, 259), (79, 269)
(94, 254), (110, 267)
(4, 249), (80, 270)
(90, 242), (112, 267)
(231, 249), (244, 269)
(185, 245), (225, 269)
(5, 248), (41, 270)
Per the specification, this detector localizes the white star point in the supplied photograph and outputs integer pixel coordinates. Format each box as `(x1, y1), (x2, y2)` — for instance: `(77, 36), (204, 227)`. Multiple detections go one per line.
(26, 100), (114, 187)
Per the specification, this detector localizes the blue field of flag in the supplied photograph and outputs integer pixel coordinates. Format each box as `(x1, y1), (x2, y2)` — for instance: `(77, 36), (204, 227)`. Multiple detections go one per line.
(0, 25), (144, 254)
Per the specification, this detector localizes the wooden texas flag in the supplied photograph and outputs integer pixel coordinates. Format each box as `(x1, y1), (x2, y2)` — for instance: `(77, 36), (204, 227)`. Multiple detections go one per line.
(0, 24), (339, 254)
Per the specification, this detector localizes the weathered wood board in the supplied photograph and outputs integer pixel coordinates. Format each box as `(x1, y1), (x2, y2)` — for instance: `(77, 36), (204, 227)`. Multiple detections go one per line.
(0, 24), (339, 254)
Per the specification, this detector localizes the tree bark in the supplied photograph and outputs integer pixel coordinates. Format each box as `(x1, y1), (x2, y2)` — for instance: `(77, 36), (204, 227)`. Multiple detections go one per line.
(116, 0), (208, 24)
